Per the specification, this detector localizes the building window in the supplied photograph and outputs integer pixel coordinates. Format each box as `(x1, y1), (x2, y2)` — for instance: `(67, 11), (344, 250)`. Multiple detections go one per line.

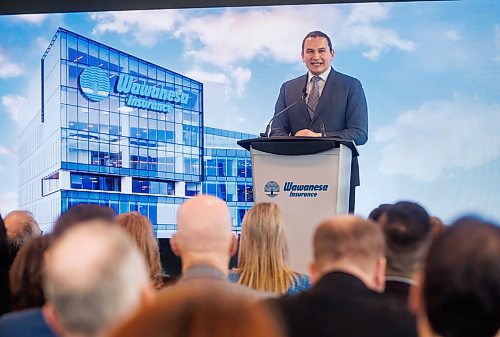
(185, 183), (200, 197)
(42, 171), (59, 196)
(132, 178), (174, 195)
(70, 173), (121, 192)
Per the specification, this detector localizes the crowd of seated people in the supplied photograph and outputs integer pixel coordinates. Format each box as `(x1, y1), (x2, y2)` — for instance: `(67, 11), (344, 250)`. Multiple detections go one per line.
(0, 197), (498, 337)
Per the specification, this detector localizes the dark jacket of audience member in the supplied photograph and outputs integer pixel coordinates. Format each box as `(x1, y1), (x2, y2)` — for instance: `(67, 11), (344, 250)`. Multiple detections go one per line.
(411, 216), (500, 337)
(9, 235), (53, 311)
(268, 216), (418, 337)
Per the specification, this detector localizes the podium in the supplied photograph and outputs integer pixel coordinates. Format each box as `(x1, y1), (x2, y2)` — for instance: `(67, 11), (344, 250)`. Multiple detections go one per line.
(237, 136), (357, 274)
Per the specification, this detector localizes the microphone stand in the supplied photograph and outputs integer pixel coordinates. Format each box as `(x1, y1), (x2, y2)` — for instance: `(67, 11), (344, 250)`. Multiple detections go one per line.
(260, 89), (308, 138)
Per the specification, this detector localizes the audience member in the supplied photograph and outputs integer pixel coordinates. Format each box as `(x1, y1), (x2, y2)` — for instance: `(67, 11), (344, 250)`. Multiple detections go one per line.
(110, 287), (283, 337)
(378, 201), (432, 309)
(410, 216), (500, 337)
(9, 234), (53, 311)
(116, 212), (173, 289)
(0, 214), (11, 315)
(170, 195), (273, 300)
(229, 202), (310, 294)
(1, 221), (153, 337)
(429, 215), (445, 242)
(52, 204), (115, 236)
(368, 203), (393, 222)
(3, 210), (40, 265)
(268, 215), (417, 337)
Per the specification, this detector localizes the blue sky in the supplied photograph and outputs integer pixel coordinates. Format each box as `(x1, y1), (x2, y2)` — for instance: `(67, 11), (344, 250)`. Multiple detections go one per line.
(0, 0), (499, 223)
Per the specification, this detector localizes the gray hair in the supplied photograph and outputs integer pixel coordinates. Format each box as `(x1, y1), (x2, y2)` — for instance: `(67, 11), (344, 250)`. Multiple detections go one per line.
(44, 222), (150, 337)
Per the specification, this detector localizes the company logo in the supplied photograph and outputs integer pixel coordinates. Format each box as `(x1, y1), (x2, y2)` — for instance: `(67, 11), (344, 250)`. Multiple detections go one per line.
(264, 181), (280, 198)
(283, 181), (329, 198)
(78, 66), (111, 102)
(115, 74), (191, 114)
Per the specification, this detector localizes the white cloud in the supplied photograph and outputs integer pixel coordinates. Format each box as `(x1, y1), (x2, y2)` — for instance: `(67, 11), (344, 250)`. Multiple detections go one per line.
(0, 52), (23, 78)
(90, 4), (413, 94)
(2, 94), (26, 122)
(90, 10), (184, 47)
(0, 145), (14, 156)
(13, 14), (48, 24)
(444, 29), (461, 41)
(0, 192), (18, 216)
(184, 69), (227, 84)
(373, 96), (500, 182)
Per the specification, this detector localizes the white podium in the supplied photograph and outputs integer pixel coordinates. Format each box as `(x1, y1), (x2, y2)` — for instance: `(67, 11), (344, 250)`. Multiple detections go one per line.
(238, 137), (357, 274)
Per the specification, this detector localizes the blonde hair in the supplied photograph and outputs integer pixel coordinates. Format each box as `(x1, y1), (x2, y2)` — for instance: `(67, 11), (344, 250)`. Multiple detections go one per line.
(116, 212), (164, 289)
(235, 203), (295, 294)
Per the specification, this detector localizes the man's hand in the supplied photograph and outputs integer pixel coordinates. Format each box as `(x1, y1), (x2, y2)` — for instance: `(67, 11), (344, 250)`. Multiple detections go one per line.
(294, 129), (321, 137)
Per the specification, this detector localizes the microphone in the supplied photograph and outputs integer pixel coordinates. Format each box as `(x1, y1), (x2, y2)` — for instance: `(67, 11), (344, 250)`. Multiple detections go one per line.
(304, 98), (327, 138)
(260, 88), (308, 138)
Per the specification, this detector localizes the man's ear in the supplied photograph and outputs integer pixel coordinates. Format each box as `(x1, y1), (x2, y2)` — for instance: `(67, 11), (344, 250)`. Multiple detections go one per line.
(373, 256), (386, 292)
(42, 303), (65, 337)
(229, 234), (238, 257)
(409, 272), (424, 314)
(309, 262), (318, 285)
(170, 235), (180, 256)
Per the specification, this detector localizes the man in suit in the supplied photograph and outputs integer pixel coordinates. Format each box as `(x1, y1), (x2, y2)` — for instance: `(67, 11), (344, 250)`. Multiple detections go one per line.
(267, 215), (417, 337)
(378, 201), (432, 310)
(270, 31), (368, 213)
(170, 195), (273, 301)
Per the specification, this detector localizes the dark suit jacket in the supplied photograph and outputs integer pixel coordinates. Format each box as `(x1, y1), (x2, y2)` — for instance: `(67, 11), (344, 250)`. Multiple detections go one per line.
(267, 272), (418, 337)
(385, 279), (412, 311)
(270, 68), (368, 186)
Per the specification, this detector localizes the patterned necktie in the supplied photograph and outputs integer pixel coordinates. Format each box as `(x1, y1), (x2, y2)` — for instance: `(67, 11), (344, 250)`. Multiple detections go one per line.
(308, 76), (321, 119)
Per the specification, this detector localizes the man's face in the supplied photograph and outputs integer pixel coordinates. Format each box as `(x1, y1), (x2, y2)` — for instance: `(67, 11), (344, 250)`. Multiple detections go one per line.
(301, 37), (334, 75)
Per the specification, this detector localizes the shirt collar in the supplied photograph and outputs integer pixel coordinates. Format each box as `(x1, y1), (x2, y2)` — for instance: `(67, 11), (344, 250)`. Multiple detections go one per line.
(308, 66), (331, 83)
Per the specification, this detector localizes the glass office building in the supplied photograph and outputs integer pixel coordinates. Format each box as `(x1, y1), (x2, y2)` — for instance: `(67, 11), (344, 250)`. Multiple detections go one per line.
(18, 28), (254, 236)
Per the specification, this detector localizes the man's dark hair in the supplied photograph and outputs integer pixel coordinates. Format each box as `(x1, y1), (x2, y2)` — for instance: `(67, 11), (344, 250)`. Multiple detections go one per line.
(53, 204), (116, 236)
(380, 201), (431, 277)
(302, 31), (333, 52)
(423, 216), (500, 337)
(368, 203), (393, 222)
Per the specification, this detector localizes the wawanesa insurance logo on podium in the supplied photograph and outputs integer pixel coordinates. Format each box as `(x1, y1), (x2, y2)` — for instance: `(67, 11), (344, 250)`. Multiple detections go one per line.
(78, 66), (111, 102)
(265, 180), (329, 199)
(264, 181), (280, 198)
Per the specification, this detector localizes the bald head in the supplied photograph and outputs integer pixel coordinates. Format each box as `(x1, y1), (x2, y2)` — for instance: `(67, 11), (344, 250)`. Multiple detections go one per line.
(312, 215), (386, 289)
(174, 195), (233, 269)
(44, 222), (150, 337)
(4, 210), (40, 258)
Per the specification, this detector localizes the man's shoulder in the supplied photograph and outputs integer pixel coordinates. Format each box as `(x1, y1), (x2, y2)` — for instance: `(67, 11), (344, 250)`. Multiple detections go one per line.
(0, 308), (56, 337)
(282, 74), (308, 87)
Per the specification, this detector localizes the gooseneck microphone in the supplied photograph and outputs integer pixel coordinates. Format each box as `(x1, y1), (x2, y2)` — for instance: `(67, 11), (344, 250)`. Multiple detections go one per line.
(260, 88), (308, 138)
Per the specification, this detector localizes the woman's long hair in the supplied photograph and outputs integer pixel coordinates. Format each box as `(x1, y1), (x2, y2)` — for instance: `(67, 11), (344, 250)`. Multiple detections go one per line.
(235, 203), (295, 294)
(116, 212), (165, 289)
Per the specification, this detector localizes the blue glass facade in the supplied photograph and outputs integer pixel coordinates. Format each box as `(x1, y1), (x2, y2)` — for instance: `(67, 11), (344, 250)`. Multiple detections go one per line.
(18, 28), (254, 236)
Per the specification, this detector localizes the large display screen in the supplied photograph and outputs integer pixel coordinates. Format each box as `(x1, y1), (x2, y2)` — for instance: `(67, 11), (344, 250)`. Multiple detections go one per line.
(0, 0), (499, 223)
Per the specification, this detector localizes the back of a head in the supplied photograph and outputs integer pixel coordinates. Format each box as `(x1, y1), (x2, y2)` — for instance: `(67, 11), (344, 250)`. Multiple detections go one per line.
(423, 217), (500, 337)
(44, 222), (150, 337)
(313, 215), (385, 274)
(4, 210), (40, 257)
(110, 287), (283, 337)
(368, 203), (393, 222)
(0, 215), (8, 268)
(10, 234), (53, 310)
(380, 201), (432, 277)
(53, 204), (115, 237)
(116, 212), (164, 289)
(175, 195), (232, 258)
(238, 202), (293, 293)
